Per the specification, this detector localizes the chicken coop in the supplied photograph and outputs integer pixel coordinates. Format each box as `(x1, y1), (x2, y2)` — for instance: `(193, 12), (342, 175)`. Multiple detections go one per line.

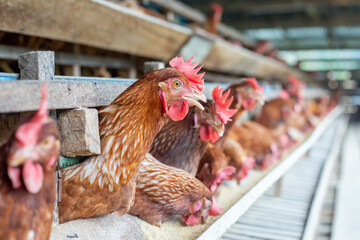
(0, 0), (358, 240)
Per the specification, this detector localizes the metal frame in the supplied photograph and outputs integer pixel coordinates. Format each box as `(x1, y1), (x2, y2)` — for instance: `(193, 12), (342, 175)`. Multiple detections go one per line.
(197, 106), (344, 240)
(302, 115), (349, 240)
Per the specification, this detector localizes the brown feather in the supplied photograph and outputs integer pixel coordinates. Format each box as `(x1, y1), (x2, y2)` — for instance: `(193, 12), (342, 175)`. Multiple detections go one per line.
(150, 107), (206, 176)
(129, 153), (211, 226)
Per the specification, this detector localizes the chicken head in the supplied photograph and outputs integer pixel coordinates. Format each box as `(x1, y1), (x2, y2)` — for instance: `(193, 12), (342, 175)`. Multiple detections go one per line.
(158, 56), (206, 121)
(195, 86), (237, 143)
(230, 77), (264, 110)
(6, 84), (60, 194)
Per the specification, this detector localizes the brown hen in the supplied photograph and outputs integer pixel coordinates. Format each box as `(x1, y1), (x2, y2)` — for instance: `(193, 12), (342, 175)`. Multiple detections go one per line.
(129, 153), (217, 226)
(0, 85), (60, 240)
(229, 121), (280, 170)
(150, 86), (236, 175)
(150, 86), (237, 194)
(59, 57), (206, 223)
(255, 76), (309, 148)
(205, 3), (223, 34)
(207, 79), (263, 183)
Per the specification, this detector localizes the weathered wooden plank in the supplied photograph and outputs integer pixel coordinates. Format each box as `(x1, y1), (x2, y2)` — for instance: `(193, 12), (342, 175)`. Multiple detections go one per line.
(143, 61), (165, 74)
(0, 114), (20, 145)
(202, 38), (311, 82)
(0, 45), (134, 69)
(58, 108), (101, 157)
(0, 0), (191, 60)
(0, 78), (230, 113)
(19, 51), (54, 81)
(148, 0), (256, 47)
(179, 31), (214, 64)
(149, 0), (206, 24)
(0, 80), (132, 113)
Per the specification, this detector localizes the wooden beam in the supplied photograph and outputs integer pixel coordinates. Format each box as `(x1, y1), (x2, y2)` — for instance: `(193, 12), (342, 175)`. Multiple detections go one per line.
(0, 45), (134, 69)
(217, 23), (256, 47)
(148, 0), (255, 47)
(0, 0), (191, 60)
(274, 38), (360, 50)
(231, 12), (360, 30)
(189, 0), (360, 15)
(143, 61), (165, 74)
(0, 80), (132, 113)
(202, 38), (311, 82)
(0, 78), (225, 113)
(149, 0), (206, 23)
(18, 51), (54, 81)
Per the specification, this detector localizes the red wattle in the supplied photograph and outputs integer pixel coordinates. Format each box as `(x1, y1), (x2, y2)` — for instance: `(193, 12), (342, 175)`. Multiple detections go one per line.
(209, 197), (222, 216)
(210, 130), (220, 143)
(159, 91), (168, 114)
(200, 125), (211, 142)
(279, 90), (290, 99)
(242, 98), (256, 110)
(209, 166), (236, 193)
(279, 134), (291, 148)
(168, 100), (189, 121)
(22, 160), (44, 194)
(238, 157), (255, 180)
(7, 166), (21, 189)
(183, 213), (201, 226)
(193, 201), (203, 213)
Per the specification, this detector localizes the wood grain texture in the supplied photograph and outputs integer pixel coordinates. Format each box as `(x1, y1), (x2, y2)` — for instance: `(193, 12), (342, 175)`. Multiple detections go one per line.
(202, 39), (310, 82)
(58, 108), (101, 157)
(0, 80), (131, 113)
(0, 115), (20, 145)
(19, 51), (54, 81)
(0, 0), (191, 60)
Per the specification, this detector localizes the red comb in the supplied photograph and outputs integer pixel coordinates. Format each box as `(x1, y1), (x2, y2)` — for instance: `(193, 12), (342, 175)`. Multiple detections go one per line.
(169, 56), (205, 91)
(16, 83), (49, 147)
(32, 83), (49, 124)
(212, 86), (237, 124)
(288, 76), (304, 87)
(211, 3), (223, 13)
(246, 77), (263, 93)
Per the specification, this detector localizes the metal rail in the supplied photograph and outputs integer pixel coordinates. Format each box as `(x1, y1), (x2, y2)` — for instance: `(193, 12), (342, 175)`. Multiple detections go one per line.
(197, 106), (344, 240)
(301, 115), (348, 240)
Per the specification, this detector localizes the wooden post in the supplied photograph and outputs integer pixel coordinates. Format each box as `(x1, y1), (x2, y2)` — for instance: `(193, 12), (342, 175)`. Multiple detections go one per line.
(18, 51), (55, 81)
(18, 51), (60, 226)
(143, 61), (165, 74)
(128, 66), (137, 79)
(166, 10), (175, 22)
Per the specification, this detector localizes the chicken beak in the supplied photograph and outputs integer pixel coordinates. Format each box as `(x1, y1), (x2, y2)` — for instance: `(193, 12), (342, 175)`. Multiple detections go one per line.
(256, 94), (265, 105)
(182, 89), (207, 110)
(208, 120), (225, 137)
(8, 147), (37, 167)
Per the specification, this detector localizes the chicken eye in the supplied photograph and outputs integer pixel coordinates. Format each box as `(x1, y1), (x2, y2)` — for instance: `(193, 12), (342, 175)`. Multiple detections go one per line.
(173, 80), (182, 88)
(42, 139), (50, 146)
